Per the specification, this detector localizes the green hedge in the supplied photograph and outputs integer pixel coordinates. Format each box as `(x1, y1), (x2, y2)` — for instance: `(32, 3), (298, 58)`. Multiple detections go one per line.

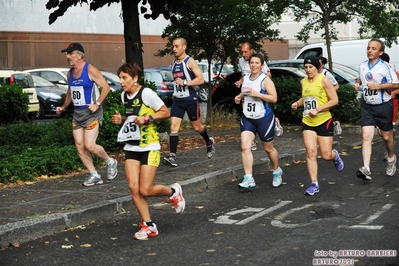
(0, 84), (30, 124)
(273, 76), (361, 124)
(0, 81), (170, 184)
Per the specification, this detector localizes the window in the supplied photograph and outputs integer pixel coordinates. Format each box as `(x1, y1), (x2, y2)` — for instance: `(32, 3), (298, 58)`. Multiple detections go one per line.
(297, 48), (323, 59)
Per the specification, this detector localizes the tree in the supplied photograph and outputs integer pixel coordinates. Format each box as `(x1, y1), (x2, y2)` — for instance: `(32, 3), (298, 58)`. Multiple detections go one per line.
(156, 0), (286, 123)
(45, 0), (196, 70)
(287, 0), (399, 72)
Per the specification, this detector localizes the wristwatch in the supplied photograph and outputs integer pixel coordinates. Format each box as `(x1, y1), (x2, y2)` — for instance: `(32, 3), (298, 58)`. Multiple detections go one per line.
(148, 115), (154, 123)
(183, 80), (188, 86)
(95, 101), (101, 106)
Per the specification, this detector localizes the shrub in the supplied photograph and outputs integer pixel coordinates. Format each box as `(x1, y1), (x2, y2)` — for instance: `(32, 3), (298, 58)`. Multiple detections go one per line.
(273, 77), (361, 125)
(0, 84), (29, 124)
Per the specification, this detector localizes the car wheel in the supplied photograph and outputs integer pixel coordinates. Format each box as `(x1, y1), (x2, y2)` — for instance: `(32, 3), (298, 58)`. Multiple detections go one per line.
(198, 87), (209, 102)
(35, 103), (45, 119)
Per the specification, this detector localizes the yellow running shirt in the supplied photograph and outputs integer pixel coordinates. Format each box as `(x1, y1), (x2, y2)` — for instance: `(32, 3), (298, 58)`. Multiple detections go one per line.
(302, 74), (332, 127)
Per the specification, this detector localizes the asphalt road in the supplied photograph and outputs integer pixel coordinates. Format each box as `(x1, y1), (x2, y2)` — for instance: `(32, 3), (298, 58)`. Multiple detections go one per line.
(1, 140), (399, 266)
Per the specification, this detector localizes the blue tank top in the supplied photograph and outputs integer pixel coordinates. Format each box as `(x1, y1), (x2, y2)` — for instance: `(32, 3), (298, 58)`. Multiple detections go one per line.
(172, 56), (198, 101)
(68, 62), (100, 109)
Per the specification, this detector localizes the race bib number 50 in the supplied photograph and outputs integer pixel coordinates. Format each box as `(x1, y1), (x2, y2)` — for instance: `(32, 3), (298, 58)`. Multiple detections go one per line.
(303, 96), (317, 117)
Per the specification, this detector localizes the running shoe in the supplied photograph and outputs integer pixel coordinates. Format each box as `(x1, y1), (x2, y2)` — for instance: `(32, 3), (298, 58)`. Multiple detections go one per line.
(207, 137), (216, 158)
(106, 158), (118, 180)
(251, 141), (257, 151)
(356, 166), (372, 181)
(386, 154), (397, 176)
(275, 117), (283, 137)
(134, 222), (158, 240)
(83, 173), (103, 186)
(168, 183), (185, 214)
(238, 176), (256, 189)
(332, 149), (344, 172)
(272, 167), (283, 187)
(383, 152), (388, 161)
(163, 154), (178, 167)
(333, 121), (342, 135)
(304, 183), (319, 196)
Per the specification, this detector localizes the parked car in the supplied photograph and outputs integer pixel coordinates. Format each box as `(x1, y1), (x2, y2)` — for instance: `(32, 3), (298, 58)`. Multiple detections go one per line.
(100, 71), (121, 91)
(143, 68), (174, 105)
(150, 65), (209, 102)
(150, 66), (172, 71)
(25, 68), (69, 89)
(197, 61), (233, 84)
(211, 72), (242, 115)
(0, 70), (40, 116)
(31, 75), (67, 119)
(268, 59), (358, 86)
(26, 68), (121, 91)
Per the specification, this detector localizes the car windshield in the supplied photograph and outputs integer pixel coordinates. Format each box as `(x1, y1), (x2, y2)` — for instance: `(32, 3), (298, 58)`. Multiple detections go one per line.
(214, 63), (233, 75)
(159, 70), (174, 82)
(330, 63), (358, 81)
(101, 71), (120, 82)
(12, 73), (34, 88)
(32, 75), (56, 87)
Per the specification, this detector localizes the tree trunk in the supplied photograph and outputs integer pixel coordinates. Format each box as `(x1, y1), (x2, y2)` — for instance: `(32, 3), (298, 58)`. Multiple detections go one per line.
(121, 0), (143, 70)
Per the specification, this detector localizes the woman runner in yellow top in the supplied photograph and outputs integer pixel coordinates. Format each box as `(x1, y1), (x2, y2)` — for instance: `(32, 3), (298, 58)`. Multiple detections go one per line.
(291, 55), (344, 196)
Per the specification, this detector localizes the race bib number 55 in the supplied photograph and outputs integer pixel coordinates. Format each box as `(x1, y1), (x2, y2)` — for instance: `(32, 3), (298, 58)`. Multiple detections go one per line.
(117, 116), (141, 142)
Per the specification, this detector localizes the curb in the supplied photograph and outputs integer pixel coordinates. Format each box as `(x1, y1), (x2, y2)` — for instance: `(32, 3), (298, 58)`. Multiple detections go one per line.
(0, 136), (356, 247)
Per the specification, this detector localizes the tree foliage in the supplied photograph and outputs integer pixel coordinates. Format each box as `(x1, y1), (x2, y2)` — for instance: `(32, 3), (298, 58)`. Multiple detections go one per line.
(285, 0), (399, 71)
(45, 0), (197, 68)
(156, 0), (286, 123)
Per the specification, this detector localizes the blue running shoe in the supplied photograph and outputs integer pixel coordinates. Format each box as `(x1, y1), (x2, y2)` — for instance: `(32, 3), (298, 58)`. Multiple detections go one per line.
(83, 173), (103, 187)
(272, 167), (283, 187)
(304, 183), (319, 196)
(238, 176), (256, 189)
(333, 149), (344, 172)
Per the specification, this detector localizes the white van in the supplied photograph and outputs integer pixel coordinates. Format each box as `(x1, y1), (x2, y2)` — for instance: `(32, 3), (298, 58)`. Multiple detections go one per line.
(294, 38), (399, 70)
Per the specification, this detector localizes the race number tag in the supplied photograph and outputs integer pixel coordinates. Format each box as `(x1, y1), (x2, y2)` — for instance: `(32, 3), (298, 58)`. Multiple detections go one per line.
(303, 96), (317, 116)
(362, 86), (378, 104)
(70, 86), (85, 106)
(243, 98), (263, 119)
(173, 82), (190, 98)
(117, 116), (141, 142)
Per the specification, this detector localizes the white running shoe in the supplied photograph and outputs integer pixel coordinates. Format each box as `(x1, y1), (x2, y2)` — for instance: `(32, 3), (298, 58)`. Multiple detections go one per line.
(275, 117), (283, 137)
(134, 222), (158, 240)
(272, 167), (283, 187)
(163, 154), (178, 167)
(238, 176), (256, 189)
(83, 173), (103, 186)
(168, 183), (185, 214)
(207, 137), (216, 158)
(333, 121), (342, 135)
(386, 155), (397, 176)
(251, 142), (257, 151)
(106, 158), (118, 180)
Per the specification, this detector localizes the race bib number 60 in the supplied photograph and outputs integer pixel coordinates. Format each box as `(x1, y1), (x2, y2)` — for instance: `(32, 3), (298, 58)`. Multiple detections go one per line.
(70, 86), (85, 106)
